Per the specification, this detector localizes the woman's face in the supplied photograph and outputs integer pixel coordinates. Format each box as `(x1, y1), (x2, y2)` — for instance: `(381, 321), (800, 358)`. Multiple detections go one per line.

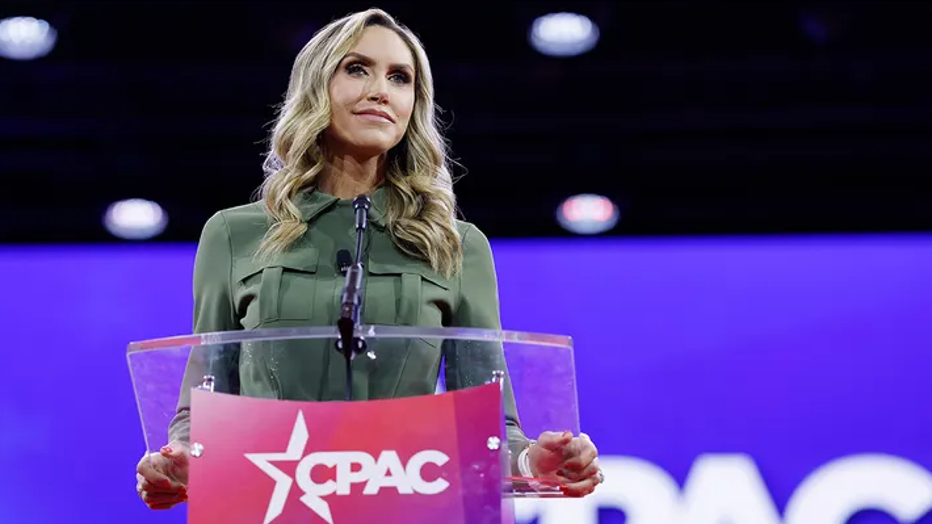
(326, 25), (416, 158)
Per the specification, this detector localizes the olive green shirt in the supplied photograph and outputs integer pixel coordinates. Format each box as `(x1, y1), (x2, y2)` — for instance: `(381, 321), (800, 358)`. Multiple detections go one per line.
(170, 186), (529, 471)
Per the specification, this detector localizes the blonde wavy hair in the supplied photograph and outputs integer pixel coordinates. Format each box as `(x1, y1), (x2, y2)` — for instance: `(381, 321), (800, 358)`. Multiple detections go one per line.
(257, 8), (462, 277)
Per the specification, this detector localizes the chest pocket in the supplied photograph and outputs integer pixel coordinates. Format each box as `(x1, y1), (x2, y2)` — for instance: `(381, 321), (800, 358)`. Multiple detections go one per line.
(364, 259), (451, 329)
(233, 249), (320, 329)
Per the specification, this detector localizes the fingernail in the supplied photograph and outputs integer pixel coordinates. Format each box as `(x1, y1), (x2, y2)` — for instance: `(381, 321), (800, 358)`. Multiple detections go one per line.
(161, 446), (173, 454)
(563, 431), (573, 438)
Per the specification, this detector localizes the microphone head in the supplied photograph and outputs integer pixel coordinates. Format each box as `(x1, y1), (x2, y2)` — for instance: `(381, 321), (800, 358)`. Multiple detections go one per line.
(353, 195), (372, 211)
(336, 249), (353, 273)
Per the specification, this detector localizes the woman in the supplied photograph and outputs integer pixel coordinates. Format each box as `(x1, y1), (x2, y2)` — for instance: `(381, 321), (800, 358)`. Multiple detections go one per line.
(136, 8), (602, 510)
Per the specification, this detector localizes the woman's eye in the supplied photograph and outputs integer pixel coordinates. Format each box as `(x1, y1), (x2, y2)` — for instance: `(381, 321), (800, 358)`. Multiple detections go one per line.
(345, 62), (410, 85)
(390, 71), (412, 84)
(346, 63), (366, 75)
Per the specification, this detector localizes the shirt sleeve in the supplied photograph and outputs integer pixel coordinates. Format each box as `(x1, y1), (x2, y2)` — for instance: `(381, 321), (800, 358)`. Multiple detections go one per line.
(444, 223), (531, 475)
(168, 211), (241, 444)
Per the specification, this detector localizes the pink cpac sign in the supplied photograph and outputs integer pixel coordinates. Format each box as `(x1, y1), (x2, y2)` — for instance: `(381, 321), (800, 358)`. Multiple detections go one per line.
(187, 383), (505, 524)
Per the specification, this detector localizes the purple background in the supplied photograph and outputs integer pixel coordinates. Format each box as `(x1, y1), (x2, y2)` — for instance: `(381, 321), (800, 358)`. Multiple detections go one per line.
(1, 234), (930, 523)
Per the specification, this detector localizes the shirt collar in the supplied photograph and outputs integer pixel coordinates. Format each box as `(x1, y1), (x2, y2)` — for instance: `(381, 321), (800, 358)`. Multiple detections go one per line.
(295, 184), (388, 229)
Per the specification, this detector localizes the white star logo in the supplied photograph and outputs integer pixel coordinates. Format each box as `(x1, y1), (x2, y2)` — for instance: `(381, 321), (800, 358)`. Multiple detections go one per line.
(244, 411), (333, 524)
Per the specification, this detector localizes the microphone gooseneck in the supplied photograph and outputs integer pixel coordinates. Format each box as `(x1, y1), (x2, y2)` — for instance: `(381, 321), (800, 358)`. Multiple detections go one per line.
(336, 195), (371, 401)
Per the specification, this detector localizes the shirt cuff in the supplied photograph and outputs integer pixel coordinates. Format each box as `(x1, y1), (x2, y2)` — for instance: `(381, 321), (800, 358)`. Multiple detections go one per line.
(517, 446), (534, 477)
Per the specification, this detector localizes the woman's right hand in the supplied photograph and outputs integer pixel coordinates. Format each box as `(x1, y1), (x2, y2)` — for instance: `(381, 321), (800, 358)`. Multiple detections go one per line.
(135, 440), (190, 510)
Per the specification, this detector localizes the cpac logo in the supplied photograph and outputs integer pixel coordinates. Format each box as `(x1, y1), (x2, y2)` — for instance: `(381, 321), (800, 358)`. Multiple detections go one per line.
(245, 411), (450, 524)
(516, 454), (932, 524)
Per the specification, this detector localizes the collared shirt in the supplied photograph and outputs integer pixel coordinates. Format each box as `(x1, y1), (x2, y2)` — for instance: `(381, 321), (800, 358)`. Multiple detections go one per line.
(172, 185), (529, 473)
(202, 185), (475, 331)
(294, 184), (389, 229)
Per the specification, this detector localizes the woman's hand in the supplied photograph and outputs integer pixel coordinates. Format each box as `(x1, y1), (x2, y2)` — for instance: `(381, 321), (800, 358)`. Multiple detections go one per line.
(528, 431), (602, 497)
(135, 440), (190, 510)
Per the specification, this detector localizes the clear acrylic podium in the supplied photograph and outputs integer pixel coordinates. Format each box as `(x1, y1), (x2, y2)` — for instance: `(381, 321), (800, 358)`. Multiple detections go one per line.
(128, 325), (579, 524)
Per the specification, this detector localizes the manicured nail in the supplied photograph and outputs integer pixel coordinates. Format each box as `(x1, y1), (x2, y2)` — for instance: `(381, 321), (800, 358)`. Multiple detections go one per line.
(161, 446), (173, 454)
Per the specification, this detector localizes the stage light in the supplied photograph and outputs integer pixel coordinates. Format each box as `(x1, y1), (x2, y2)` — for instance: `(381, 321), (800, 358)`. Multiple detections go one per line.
(0, 16), (57, 61)
(529, 12), (599, 57)
(556, 194), (619, 235)
(104, 199), (168, 240)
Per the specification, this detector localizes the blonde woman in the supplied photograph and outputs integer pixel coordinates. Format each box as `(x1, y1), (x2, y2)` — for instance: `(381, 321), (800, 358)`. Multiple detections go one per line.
(136, 8), (601, 510)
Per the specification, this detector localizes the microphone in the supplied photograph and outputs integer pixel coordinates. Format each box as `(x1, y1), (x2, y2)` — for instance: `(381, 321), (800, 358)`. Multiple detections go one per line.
(354, 195), (370, 233)
(336, 249), (352, 274)
(336, 194), (371, 401)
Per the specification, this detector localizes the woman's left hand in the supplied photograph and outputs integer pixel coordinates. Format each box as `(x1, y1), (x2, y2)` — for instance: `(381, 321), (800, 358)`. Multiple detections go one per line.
(528, 431), (603, 497)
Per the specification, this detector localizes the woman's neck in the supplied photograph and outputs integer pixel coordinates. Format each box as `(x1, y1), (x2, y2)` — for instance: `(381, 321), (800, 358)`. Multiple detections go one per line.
(317, 153), (384, 199)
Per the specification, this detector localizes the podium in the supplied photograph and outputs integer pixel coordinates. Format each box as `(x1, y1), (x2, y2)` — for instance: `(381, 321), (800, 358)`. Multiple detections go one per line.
(128, 325), (580, 524)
